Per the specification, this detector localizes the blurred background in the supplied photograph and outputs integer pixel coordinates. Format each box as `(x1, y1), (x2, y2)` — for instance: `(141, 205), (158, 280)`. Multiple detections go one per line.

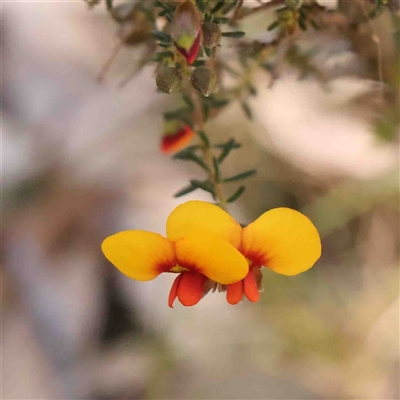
(2, 1), (399, 399)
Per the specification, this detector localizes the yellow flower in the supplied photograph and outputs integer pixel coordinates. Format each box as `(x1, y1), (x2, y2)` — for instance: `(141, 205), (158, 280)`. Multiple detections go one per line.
(101, 223), (249, 308)
(167, 201), (322, 305)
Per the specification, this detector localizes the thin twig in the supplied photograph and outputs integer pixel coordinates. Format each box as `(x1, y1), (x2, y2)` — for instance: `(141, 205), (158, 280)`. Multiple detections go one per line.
(97, 41), (124, 84)
(230, 0), (284, 23)
(187, 79), (228, 210)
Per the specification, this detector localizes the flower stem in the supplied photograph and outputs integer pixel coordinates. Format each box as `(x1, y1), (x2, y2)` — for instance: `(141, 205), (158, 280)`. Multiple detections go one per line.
(187, 79), (228, 211)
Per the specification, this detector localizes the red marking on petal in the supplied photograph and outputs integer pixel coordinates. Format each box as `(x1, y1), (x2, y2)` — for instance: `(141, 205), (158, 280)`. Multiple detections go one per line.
(241, 248), (267, 269)
(175, 31), (201, 65)
(168, 273), (183, 308)
(243, 268), (260, 303)
(177, 271), (207, 306)
(226, 280), (243, 305)
(161, 126), (195, 154)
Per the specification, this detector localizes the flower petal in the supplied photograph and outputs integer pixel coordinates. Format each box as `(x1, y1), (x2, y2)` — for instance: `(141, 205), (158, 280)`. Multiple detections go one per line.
(161, 125), (195, 154)
(226, 281), (243, 305)
(243, 268), (260, 302)
(166, 200), (242, 248)
(101, 231), (176, 281)
(174, 232), (248, 284)
(175, 31), (201, 64)
(177, 271), (207, 306)
(241, 208), (321, 276)
(168, 273), (183, 308)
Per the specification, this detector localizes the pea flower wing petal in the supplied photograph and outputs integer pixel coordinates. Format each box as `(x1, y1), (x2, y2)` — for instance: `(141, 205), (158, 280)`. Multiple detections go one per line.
(101, 231), (176, 281)
(242, 208), (321, 276)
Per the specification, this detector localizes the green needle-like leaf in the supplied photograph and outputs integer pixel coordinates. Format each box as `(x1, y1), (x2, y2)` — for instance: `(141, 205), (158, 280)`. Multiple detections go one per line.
(182, 94), (195, 111)
(212, 157), (221, 182)
(223, 169), (256, 183)
(204, 47), (212, 57)
(217, 138), (237, 164)
(106, 0), (113, 10)
(221, 31), (245, 38)
(153, 30), (172, 43)
(205, 97), (229, 108)
(267, 20), (280, 31)
(192, 60), (206, 67)
(227, 186), (246, 203)
(174, 152), (210, 171)
(190, 179), (215, 196)
(211, 1), (225, 14)
(222, 0), (238, 15)
(241, 102), (252, 120)
(196, 0), (206, 13)
(174, 184), (197, 198)
(198, 131), (210, 148)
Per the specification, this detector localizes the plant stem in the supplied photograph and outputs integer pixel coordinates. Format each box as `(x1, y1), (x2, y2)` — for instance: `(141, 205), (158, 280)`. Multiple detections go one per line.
(230, 0), (284, 23)
(187, 79), (228, 211)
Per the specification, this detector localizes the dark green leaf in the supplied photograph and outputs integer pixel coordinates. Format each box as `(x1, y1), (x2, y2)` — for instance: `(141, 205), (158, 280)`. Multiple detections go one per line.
(204, 13), (212, 22)
(298, 16), (307, 31)
(222, 0), (238, 15)
(153, 30), (172, 43)
(205, 97), (229, 108)
(196, 0), (206, 13)
(221, 31), (245, 38)
(190, 179), (215, 195)
(241, 102), (252, 120)
(106, 0), (113, 11)
(298, 8), (306, 18)
(227, 186), (246, 203)
(212, 157), (221, 182)
(198, 130), (210, 147)
(204, 47), (212, 57)
(217, 138), (237, 163)
(215, 138), (241, 150)
(163, 107), (188, 121)
(174, 152), (210, 171)
(182, 94), (194, 111)
(192, 59), (206, 67)
(158, 43), (171, 48)
(173, 146), (196, 158)
(174, 184), (197, 198)
(211, 1), (225, 14)
(223, 169), (256, 183)
(267, 20), (280, 31)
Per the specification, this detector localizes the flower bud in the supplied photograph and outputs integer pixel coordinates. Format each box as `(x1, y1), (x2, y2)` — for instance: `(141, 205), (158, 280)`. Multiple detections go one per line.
(156, 67), (182, 94)
(161, 120), (195, 154)
(191, 66), (217, 97)
(202, 22), (221, 48)
(171, 1), (202, 64)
